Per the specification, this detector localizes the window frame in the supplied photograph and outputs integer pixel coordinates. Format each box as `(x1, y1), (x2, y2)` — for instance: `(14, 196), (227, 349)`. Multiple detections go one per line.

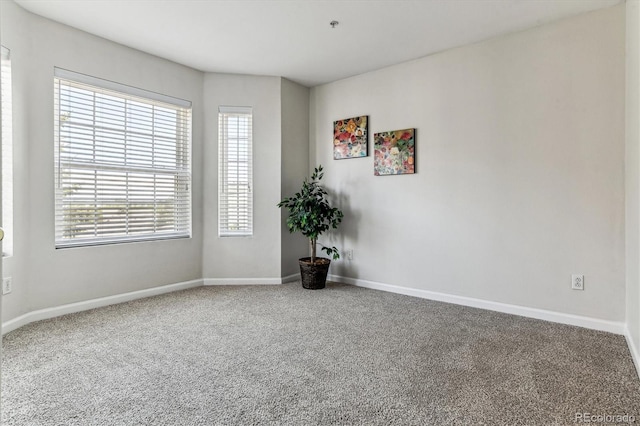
(53, 68), (192, 248)
(218, 106), (253, 237)
(1, 45), (13, 257)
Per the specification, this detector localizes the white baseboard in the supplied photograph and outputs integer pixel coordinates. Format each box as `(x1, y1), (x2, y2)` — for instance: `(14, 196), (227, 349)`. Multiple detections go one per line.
(281, 273), (300, 284)
(328, 274), (626, 335)
(3, 272), (629, 347)
(625, 328), (640, 379)
(3, 276), (299, 335)
(2, 279), (203, 335)
(204, 278), (283, 285)
(203, 275), (300, 285)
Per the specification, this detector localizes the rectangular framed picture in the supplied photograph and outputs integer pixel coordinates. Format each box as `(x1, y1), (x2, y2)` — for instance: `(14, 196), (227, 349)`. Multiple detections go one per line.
(333, 115), (368, 159)
(374, 128), (416, 176)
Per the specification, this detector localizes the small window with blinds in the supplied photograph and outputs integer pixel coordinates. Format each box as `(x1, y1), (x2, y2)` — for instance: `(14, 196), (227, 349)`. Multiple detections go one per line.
(1, 46), (13, 256)
(54, 68), (192, 248)
(218, 106), (252, 237)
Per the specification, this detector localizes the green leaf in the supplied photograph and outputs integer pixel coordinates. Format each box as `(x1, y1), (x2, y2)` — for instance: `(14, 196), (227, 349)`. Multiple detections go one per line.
(276, 165), (343, 242)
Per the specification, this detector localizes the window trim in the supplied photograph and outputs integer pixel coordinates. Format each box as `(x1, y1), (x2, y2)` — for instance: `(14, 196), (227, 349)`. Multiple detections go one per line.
(54, 68), (191, 108)
(53, 68), (192, 248)
(218, 106), (253, 237)
(1, 45), (13, 256)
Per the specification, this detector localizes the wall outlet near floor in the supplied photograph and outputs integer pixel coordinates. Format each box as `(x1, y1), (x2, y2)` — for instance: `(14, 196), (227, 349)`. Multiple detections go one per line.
(345, 249), (353, 261)
(3, 276), (12, 295)
(571, 274), (584, 291)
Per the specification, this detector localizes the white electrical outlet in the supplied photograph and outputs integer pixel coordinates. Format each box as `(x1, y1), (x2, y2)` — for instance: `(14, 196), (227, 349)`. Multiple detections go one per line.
(3, 277), (12, 295)
(571, 274), (584, 291)
(346, 249), (353, 261)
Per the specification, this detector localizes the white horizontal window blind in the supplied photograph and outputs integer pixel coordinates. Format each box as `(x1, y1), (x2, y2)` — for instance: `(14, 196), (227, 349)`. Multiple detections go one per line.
(54, 68), (192, 248)
(218, 106), (252, 237)
(1, 46), (13, 256)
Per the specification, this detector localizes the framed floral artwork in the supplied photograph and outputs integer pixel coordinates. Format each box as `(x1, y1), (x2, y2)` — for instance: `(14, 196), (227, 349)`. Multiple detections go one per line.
(374, 128), (416, 176)
(333, 116), (368, 159)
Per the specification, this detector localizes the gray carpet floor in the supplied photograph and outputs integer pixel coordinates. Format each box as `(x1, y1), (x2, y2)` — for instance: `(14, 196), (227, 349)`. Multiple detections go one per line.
(2, 282), (639, 425)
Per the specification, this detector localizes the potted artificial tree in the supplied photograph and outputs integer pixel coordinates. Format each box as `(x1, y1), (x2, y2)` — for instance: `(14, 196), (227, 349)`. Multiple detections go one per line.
(278, 165), (344, 290)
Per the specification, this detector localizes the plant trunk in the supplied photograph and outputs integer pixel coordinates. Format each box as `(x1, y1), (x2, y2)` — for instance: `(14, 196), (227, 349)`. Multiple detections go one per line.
(310, 239), (317, 264)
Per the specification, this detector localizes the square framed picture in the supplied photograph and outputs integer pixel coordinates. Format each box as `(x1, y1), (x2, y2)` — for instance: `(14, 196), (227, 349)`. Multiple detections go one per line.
(374, 128), (415, 175)
(333, 115), (368, 159)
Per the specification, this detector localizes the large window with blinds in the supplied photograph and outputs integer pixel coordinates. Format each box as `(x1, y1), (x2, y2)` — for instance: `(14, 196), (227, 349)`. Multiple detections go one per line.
(54, 68), (192, 248)
(218, 106), (252, 237)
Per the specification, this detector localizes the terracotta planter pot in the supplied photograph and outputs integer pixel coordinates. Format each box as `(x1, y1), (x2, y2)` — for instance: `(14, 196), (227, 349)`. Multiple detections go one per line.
(298, 257), (331, 290)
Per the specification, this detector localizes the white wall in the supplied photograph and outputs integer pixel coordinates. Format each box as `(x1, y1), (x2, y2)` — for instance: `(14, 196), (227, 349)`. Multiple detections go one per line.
(626, 0), (640, 374)
(1, 1), (305, 321)
(0, 0), (633, 344)
(310, 5), (626, 321)
(201, 73), (283, 280)
(280, 78), (310, 277)
(1, 1), (204, 320)
(1, 0), (31, 322)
